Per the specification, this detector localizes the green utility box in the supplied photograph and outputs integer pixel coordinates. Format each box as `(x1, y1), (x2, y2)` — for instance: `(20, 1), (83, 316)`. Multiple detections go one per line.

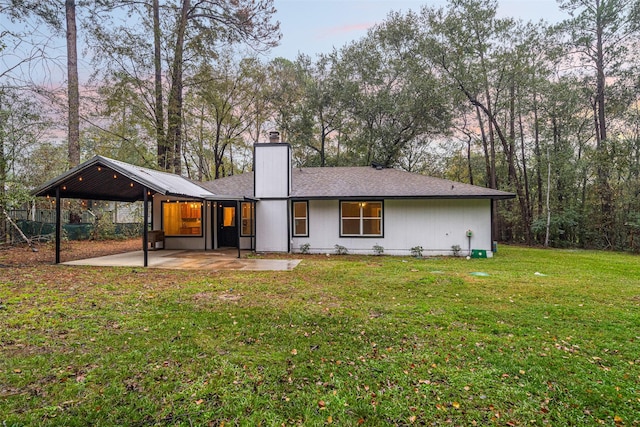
(470, 249), (487, 259)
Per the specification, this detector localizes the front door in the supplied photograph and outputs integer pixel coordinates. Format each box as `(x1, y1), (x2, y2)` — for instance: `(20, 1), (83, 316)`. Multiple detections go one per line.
(217, 202), (237, 247)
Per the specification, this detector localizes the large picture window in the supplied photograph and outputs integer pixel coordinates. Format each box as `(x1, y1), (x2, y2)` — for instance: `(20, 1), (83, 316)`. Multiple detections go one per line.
(292, 201), (308, 237)
(340, 201), (382, 237)
(241, 202), (254, 236)
(163, 201), (202, 236)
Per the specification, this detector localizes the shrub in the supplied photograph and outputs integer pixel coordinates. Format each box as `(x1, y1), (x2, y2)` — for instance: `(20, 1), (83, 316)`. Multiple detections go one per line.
(299, 243), (311, 254)
(451, 244), (461, 257)
(410, 245), (423, 258)
(372, 244), (384, 255)
(334, 244), (348, 255)
(92, 214), (116, 240)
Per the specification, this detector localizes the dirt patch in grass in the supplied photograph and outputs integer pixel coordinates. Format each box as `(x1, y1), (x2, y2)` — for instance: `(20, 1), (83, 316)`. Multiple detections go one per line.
(0, 238), (142, 266)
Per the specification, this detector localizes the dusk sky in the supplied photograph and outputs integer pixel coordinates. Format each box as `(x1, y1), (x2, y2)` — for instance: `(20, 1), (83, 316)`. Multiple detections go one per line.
(269, 0), (569, 60)
(0, 0), (571, 85)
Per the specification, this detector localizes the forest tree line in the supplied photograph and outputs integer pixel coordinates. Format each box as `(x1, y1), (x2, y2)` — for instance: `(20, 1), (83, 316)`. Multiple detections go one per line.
(1, 0), (640, 250)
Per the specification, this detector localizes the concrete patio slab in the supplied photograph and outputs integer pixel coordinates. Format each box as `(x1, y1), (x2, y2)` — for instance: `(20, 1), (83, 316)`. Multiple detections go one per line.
(62, 250), (301, 271)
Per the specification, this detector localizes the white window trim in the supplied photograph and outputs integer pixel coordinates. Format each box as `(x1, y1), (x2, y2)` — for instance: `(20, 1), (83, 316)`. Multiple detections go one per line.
(340, 201), (383, 237)
(240, 202), (254, 237)
(292, 201), (309, 237)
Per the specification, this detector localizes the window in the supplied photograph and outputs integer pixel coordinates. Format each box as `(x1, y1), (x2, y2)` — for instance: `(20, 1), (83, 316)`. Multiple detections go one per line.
(292, 201), (308, 237)
(163, 201), (202, 236)
(223, 207), (235, 226)
(241, 202), (254, 236)
(340, 201), (382, 237)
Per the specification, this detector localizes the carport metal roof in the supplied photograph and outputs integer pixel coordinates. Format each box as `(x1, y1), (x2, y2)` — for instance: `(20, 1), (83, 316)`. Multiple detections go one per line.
(33, 155), (222, 201)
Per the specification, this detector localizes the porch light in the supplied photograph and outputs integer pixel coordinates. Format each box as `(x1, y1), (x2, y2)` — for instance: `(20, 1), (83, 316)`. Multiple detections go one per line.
(97, 166), (102, 171)
(62, 186), (66, 190)
(130, 182), (134, 187)
(79, 177), (83, 181)
(113, 174), (117, 179)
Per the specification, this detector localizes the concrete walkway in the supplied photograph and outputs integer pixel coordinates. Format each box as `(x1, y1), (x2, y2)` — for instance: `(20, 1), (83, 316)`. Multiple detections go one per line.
(62, 249), (301, 271)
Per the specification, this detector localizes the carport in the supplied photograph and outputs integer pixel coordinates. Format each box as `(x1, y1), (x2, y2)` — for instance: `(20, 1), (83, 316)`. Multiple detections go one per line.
(32, 155), (247, 266)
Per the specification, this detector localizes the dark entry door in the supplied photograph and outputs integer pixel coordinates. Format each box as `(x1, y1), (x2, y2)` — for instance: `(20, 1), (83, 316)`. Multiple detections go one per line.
(217, 202), (237, 247)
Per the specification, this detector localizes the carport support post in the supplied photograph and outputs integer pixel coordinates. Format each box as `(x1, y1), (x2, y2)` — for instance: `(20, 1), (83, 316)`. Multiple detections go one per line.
(143, 188), (149, 267)
(55, 187), (61, 264)
(236, 200), (241, 259)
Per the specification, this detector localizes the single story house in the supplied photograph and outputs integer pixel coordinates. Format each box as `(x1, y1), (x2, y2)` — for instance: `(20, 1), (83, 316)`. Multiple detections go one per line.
(33, 136), (514, 264)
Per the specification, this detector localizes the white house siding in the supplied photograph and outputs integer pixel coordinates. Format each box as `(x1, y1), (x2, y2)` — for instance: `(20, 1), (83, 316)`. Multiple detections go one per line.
(291, 199), (492, 256)
(256, 199), (289, 252)
(254, 144), (291, 198)
(238, 236), (253, 250)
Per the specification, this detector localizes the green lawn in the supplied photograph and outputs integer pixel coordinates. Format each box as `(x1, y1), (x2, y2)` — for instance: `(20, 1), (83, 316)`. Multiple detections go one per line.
(1, 246), (638, 426)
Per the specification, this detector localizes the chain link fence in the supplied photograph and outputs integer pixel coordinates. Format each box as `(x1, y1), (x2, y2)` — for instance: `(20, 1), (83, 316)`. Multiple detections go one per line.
(3, 202), (145, 244)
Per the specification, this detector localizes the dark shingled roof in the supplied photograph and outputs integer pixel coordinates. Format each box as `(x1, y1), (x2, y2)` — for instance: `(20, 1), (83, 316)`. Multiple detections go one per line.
(198, 172), (255, 199)
(200, 167), (514, 200)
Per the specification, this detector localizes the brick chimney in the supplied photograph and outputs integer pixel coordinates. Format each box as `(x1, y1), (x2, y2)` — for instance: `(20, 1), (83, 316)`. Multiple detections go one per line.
(268, 131), (280, 143)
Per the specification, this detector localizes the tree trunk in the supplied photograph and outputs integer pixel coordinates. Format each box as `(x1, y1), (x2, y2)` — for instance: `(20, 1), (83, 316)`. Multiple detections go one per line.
(197, 103), (205, 181)
(475, 105), (491, 186)
(0, 95), (6, 242)
(486, 100), (497, 191)
(515, 83), (532, 244)
(153, 0), (167, 170)
(533, 91), (543, 219)
(66, 0), (80, 168)
(594, 8), (613, 247)
(166, 0), (190, 174)
(466, 133), (474, 186)
(467, 90), (530, 243)
(545, 141), (551, 247)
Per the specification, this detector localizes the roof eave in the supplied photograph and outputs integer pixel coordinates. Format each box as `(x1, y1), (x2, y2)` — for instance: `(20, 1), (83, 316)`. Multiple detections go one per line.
(290, 194), (516, 200)
(32, 155), (170, 198)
